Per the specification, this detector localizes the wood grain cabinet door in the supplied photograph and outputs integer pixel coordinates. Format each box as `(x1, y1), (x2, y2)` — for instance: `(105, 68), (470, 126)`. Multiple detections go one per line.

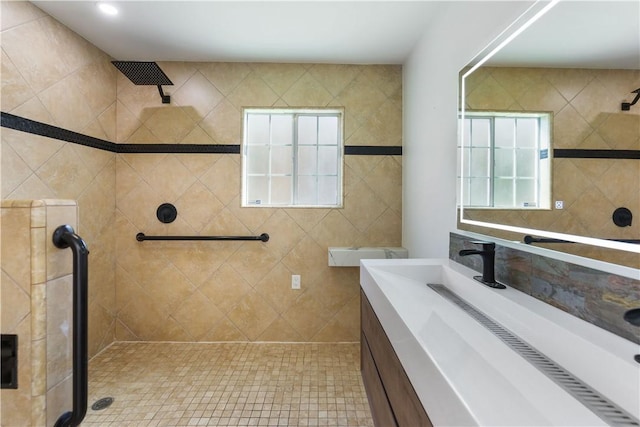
(361, 290), (433, 427)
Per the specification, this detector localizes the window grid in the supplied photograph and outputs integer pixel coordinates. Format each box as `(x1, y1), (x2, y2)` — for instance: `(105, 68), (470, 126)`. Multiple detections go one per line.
(291, 115), (299, 205)
(462, 114), (543, 208)
(268, 114), (293, 205)
(296, 115), (340, 206)
(243, 110), (342, 208)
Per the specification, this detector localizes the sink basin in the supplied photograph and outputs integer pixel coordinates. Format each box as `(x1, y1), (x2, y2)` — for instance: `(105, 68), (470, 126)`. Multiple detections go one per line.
(360, 258), (640, 426)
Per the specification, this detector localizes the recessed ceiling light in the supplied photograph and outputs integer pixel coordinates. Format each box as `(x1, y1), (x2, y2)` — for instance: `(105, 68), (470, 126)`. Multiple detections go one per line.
(97, 2), (118, 16)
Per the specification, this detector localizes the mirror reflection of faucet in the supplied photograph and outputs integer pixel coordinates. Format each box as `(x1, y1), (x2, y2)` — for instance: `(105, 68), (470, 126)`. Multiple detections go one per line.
(459, 241), (506, 289)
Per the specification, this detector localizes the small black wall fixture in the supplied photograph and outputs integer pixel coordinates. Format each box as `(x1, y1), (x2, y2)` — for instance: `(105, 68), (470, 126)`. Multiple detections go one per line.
(157, 203), (177, 224)
(1, 334), (18, 389)
(612, 207), (633, 227)
(111, 61), (173, 104)
(621, 88), (640, 111)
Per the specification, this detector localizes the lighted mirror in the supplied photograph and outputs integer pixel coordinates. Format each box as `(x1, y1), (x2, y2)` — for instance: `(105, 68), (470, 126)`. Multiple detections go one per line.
(458, 0), (640, 269)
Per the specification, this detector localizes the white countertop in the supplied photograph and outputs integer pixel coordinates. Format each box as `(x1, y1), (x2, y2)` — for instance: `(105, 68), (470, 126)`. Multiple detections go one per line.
(360, 258), (640, 427)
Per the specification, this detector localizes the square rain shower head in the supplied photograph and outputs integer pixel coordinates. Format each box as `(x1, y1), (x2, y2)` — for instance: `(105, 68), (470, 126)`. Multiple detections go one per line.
(112, 61), (173, 103)
(112, 61), (173, 86)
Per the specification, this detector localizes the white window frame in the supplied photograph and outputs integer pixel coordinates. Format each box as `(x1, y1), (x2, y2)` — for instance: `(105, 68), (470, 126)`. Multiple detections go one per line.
(241, 108), (344, 208)
(459, 111), (551, 209)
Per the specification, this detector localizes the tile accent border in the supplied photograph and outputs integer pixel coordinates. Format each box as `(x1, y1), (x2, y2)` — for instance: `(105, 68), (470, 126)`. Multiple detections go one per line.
(0, 112), (236, 154)
(116, 143), (240, 154)
(344, 146), (402, 156)
(1, 112), (402, 156)
(554, 149), (640, 160)
(449, 232), (640, 344)
(1, 112), (115, 152)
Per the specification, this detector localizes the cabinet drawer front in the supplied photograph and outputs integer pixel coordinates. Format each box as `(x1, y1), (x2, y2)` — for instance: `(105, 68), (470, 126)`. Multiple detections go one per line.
(361, 291), (432, 427)
(362, 332), (398, 427)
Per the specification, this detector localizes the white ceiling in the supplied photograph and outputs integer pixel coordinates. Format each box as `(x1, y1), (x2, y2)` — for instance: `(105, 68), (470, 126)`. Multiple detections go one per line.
(30, 1), (640, 68)
(489, 0), (640, 70)
(31, 1), (440, 64)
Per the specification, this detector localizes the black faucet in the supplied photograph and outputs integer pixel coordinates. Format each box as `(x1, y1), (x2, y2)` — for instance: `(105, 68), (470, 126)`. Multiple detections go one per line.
(458, 241), (506, 289)
(623, 309), (640, 364)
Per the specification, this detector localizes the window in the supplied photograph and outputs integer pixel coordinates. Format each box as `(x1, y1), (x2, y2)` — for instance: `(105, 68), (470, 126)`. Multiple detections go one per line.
(459, 111), (551, 209)
(242, 108), (343, 207)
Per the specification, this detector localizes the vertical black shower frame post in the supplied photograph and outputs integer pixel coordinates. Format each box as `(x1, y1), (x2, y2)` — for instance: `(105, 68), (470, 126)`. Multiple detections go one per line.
(52, 225), (89, 427)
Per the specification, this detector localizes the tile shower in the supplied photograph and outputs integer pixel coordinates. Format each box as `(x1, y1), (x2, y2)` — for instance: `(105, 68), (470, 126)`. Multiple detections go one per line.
(1, 1), (395, 424)
(1, 1), (402, 348)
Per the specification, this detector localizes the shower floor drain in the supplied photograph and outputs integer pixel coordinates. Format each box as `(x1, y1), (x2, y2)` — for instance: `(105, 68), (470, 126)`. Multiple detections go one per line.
(427, 283), (640, 427)
(91, 397), (114, 411)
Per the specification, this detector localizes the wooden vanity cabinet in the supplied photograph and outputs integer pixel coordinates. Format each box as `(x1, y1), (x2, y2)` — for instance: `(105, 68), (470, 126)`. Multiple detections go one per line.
(361, 290), (433, 427)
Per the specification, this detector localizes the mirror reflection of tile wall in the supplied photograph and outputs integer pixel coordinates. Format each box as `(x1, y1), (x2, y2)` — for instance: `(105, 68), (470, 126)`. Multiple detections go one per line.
(460, 67), (640, 269)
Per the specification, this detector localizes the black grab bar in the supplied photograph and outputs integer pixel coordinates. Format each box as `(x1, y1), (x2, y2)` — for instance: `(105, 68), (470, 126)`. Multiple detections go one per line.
(136, 232), (269, 242)
(52, 225), (89, 427)
(524, 235), (640, 245)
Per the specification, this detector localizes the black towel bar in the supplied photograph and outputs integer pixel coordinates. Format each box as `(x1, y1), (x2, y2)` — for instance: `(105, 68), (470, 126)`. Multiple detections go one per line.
(136, 232), (269, 242)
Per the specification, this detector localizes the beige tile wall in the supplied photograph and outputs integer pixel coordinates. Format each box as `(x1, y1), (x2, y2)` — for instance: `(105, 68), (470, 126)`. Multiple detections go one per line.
(114, 62), (402, 342)
(1, 1), (403, 346)
(1, 201), (35, 426)
(461, 67), (640, 268)
(0, 199), (77, 427)
(1, 1), (117, 356)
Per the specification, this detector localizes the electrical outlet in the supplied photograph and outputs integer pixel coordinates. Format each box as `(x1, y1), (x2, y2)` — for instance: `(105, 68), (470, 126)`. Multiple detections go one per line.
(291, 275), (301, 290)
(555, 200), (564, 209)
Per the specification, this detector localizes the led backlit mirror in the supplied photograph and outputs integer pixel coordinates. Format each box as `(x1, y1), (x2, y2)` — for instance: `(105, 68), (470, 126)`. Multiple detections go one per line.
(458, 0), (640, 269)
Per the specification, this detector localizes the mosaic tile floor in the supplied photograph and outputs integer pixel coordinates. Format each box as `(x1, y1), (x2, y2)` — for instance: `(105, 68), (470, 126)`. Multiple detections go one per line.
(83, 342), (374, 426)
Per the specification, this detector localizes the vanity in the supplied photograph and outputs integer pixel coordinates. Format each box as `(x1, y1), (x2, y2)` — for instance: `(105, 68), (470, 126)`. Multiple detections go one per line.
(359, 258), (640, 427)
(362, 0), (640, 424)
